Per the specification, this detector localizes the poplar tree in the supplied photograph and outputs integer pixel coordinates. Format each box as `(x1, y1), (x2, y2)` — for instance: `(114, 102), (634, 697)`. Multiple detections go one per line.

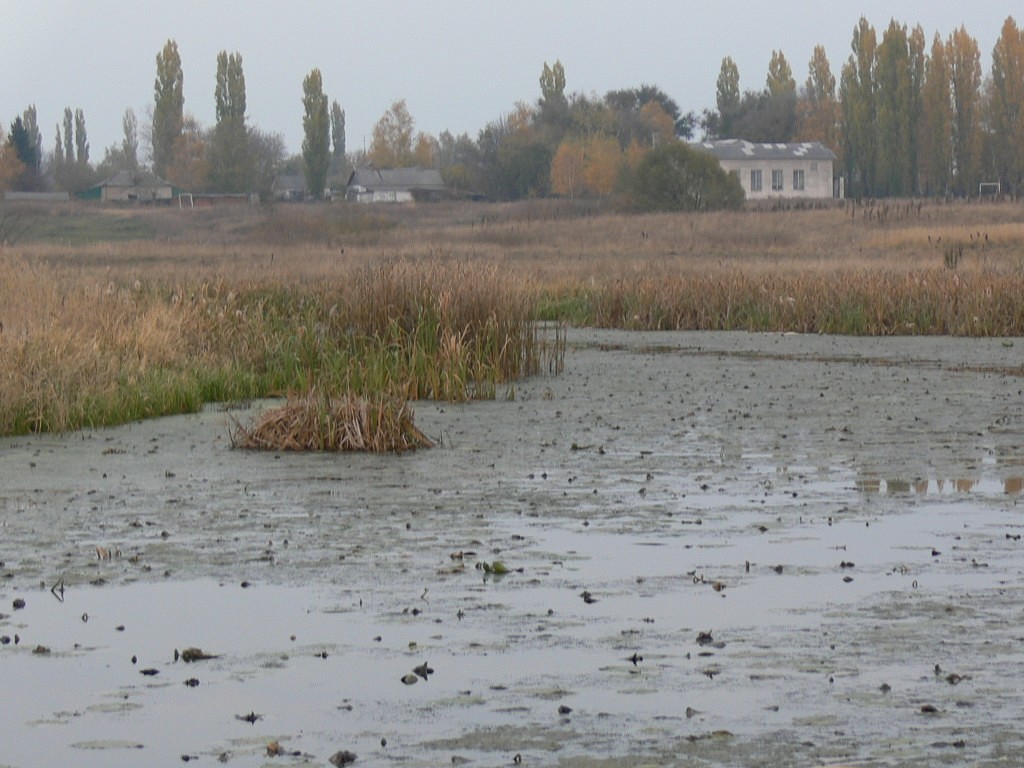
(840, 17), (878, 198)
(874, 21), (912, 196)
(53, 124), (64, 165)
(74, 108), (89, 164)
(797, 45), (840, 157)
(152, 39), (184, 178)
(764, 50), (797, 140)
(122, 108), (139, 171)
(63, 108), (74, 165)
(21, 106), (41, 171)
(331, 101), (346, 162)
(302, 68), (330, 198)
(538, 61), (568, 117)
(209, 51), (250, 191)
(714, 56), (741, 137)
(920, 33), (953, 196)
(947, 26), (983, 196)
(988, 16), (1024, 195)
(766, 50), (796, 97)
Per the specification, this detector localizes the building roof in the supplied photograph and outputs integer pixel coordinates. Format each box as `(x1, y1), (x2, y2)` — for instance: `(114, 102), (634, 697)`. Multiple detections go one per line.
(347, 167), (446, 192)
(273, 174), (306, 192)
(97, 169), (171, 188)
(694, 139), (836, 162)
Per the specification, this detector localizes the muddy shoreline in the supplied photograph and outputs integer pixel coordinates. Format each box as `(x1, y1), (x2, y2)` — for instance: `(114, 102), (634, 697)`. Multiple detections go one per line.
(2, 329), (1023, 767)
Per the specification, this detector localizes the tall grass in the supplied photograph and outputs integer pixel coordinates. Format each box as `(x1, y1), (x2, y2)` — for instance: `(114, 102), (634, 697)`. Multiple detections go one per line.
(0, 255), (563, 436)
(561, 267), (1024, 335)
(4, 198), (1024, 435)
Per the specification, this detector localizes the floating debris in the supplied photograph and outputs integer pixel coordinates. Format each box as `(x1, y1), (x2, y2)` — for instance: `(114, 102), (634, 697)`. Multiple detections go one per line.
(480, 561), (510, 575)
(329, 750), (358, 766)
(180, 647), (219, 663)
(236, 711), (262, 724)
(401, 673), (419, 685)
(413, 662), (434, 680)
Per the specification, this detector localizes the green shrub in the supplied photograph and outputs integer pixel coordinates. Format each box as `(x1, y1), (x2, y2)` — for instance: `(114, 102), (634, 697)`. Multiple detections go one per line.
(627, 142), (744, 212)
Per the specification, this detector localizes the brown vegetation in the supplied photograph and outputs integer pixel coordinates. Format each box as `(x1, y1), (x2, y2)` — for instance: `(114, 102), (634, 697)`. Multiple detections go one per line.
(2, 197), (1023, 438)
(230, 390), (432, 453)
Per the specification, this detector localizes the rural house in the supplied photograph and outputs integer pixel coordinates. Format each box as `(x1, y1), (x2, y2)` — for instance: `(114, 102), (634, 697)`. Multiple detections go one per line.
(345, 167), (447, 203)
(272, 174), (307, 202)
(79, 170), (174, 204)
(694, 140), (840, 200)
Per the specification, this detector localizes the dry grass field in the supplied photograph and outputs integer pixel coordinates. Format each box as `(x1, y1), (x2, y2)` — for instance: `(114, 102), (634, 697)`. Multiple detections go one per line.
(1, 197), (1023, 436)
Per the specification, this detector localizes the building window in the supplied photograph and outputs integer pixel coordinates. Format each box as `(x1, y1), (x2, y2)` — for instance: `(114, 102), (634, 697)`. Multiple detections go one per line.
(750, 169), (762, 192)
(771, 169), (784, 191)
(793, 169), (805, 191)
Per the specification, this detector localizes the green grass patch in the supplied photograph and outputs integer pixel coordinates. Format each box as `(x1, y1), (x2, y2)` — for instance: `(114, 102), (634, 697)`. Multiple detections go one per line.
(18, 211), (156, 244)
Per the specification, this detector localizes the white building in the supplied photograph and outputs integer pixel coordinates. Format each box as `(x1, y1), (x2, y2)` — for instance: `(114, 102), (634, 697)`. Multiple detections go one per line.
(694, 140), (840, 200)
(345, 168), (447, 203)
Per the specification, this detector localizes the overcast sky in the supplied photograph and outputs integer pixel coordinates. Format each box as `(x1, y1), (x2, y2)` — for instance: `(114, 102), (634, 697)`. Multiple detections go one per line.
(1, 1), (1013, 162)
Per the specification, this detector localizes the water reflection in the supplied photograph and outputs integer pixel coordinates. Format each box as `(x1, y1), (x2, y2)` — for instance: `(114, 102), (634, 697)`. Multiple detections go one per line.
(855, 475), (1024, 496)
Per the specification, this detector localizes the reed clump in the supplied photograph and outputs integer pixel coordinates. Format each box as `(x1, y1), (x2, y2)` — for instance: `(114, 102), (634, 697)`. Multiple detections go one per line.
(230, 390), (432, 453)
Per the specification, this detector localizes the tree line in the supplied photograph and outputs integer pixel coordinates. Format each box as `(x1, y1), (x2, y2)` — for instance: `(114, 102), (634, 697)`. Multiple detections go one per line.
(707, 15), (1024, 199)
(2, 16), (1022, 203)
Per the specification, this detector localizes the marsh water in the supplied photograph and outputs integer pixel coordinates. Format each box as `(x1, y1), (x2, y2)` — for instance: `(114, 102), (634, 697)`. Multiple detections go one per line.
(2, 329), (1023, 767)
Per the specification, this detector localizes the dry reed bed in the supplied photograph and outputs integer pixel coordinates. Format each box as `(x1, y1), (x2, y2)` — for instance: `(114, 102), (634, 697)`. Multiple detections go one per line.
(3, 201), (1024, 437)
(574, 268), (1024, 335)
(0, 254), (560, 437)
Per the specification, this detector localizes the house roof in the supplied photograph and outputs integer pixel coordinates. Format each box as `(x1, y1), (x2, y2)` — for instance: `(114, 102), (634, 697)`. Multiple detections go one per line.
(98, 169), (171, 188)
(694, 139), (836, 162)
(273, 174), (306, 191)
(347, 167), (446, 192)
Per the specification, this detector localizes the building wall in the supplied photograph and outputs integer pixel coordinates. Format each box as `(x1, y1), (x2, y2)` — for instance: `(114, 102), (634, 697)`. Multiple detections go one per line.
(350, 188), (415, 204)
(101, 186), (173, 203)
(719, 158), (834, 200)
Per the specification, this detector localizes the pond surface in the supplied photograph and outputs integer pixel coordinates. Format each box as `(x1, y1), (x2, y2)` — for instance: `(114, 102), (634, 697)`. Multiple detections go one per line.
(2, 330), (1023, 767)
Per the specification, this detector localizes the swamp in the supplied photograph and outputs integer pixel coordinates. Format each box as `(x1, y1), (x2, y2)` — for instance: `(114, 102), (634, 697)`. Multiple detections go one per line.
(1, 200), (1023, 766)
